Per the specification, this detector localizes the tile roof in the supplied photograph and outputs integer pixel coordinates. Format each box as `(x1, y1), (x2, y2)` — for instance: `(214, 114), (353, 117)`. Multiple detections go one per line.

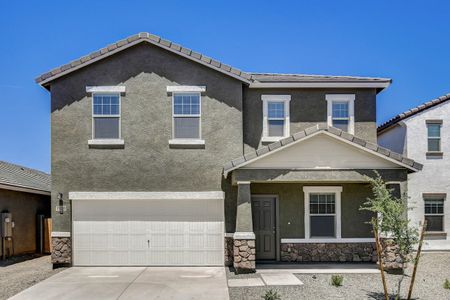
(378, 93), (450, 133)
(0, 160), (50, 193)
(249, 73), (391, 83)
(35, 32), (390, 88)
(35, 32), (252, 86)
(223, 124), (422, 176)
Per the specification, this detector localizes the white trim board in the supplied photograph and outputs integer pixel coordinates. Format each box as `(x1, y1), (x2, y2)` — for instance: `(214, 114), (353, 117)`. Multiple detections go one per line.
(86, 86), (126, 93)
(69, 191), (225, 201)
(166, 86), (206, 93)
(52, 231), (71, 237)
(281, 238), (374, 243)
(249, 82), (391, 89)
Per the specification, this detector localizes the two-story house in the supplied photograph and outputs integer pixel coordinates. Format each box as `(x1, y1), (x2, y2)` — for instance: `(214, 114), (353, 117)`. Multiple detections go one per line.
(36, 32), (422, 273)
(378, 93), (450, 251)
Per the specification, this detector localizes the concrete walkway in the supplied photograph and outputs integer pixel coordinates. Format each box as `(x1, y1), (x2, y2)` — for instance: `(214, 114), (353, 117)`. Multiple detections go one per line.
(9, 267), (229, 300)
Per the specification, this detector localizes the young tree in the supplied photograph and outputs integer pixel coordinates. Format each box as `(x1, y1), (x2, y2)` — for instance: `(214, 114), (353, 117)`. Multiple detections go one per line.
(360, 172), (419, 300)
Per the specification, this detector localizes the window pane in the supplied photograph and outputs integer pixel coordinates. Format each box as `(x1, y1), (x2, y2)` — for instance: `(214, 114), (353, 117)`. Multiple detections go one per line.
(425, 200), (444, 214)
(425, 215), (444, 231)
(332, 119), (349, 132)
(110, 96), (119, 105)
(173, 94), (200, 116)
(268, 102), (284, 118)
(93, 94), (120, 116)
(310, 216), (335, 237)
(428, 124), (441, 138)
(332, 102), (349, 118)
(310, 194), (335, 214)
(428, 139), (440, 152)
(174, 117), (200, 139)
(93, 104), (102, 115)
(94, 117), (119, 139)
(268, 120), (284, 137)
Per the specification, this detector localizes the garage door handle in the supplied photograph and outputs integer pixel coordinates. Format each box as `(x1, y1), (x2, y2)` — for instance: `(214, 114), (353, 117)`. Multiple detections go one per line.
(147, 240), (150, 248)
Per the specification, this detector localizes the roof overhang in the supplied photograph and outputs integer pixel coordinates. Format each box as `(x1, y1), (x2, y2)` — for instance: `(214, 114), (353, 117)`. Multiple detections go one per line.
(249, 81), (391, 89)
(0, 183), (50, 196)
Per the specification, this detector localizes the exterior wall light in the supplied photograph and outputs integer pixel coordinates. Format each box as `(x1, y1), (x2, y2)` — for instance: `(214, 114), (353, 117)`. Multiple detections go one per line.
(57, 193), (66, 215)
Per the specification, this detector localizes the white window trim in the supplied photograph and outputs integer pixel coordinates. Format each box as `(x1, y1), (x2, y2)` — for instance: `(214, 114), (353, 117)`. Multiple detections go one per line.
(86, 86), (126, 93)
(303, 186), (342, 240)
(167, 85), (206, 93)
(91, 92), (122, 141)
(171, 91), (202, 143)
(426, 122), (442, 152)
(326, 94), (355, 134)
(261, 95), (291, 142)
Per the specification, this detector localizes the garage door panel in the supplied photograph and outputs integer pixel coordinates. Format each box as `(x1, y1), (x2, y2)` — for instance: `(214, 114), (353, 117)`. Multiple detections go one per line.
(73, 198), (224, 266)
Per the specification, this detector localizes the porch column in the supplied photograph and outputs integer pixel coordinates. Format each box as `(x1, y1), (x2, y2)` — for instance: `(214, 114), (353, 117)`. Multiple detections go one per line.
(233, 181), (256, 273)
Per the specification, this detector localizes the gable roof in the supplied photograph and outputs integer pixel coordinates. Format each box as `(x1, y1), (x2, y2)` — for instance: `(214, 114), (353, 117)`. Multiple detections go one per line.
(223, 124), (422, 177)
(35, 32), (391, 91)
(378, 93), (450, 133)
(0, 160), (50, 195)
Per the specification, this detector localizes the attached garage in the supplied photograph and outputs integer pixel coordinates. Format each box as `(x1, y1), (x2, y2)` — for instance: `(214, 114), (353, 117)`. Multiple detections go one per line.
(70, 192), (224, 266)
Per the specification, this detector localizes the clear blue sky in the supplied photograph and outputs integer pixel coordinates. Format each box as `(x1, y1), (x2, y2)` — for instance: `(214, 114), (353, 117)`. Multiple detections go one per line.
(1, 1), (449, 173)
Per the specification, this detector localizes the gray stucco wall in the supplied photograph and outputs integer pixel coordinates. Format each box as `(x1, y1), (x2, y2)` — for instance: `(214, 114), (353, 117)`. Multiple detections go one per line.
(0, 189), (50, 255)
(243, 88), (378, 152)
(50, 43), (244, 232)
(249, 183), (374, 239)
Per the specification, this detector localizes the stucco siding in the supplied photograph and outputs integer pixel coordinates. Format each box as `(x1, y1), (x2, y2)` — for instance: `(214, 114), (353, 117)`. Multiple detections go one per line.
(50, 43), (244, 232)
(249, 183), (373, 239)
(403, 101), (450, 250)
(378, 124), (407, 155)
(0, 189), (50, 255)
(243, 88), (377, 152)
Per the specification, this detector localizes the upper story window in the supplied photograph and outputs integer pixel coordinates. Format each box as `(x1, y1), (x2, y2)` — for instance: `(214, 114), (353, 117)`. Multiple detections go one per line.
(424, 195), (445, 232)
(167, 86), (206, 147)
(326, 94), (355, 134)
(173, 93), (201, 139)
(426, 120), (442, 153)
(261, 95), (291, 142)
(92, 93), (121, 139)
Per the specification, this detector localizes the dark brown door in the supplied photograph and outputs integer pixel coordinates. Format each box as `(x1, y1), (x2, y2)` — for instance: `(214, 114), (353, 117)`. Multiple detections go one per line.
(252, 196), (276, 260)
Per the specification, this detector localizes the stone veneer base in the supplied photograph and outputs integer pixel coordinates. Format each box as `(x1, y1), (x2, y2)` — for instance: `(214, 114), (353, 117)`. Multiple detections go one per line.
(281, 242), (378, 263)
(51, 237), (71, 264)
(233, 239), (256, 273)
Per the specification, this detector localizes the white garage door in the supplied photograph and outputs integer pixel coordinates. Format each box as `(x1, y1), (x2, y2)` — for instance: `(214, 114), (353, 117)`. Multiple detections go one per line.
(72, 196), (224, 266)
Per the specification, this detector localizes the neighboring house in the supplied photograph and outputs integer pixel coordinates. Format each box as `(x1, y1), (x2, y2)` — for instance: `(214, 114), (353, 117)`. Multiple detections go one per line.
(0, 161), (50, 257)
(378, 93), (450, 251)
(36, 32), (422, 272)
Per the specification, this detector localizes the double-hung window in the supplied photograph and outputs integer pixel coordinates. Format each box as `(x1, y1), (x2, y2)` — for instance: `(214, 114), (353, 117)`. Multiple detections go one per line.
(261, 95), (291, 142)
(309, 194), (336, 237)
(326, 94), (355, 134)
(92, 93), (121, 139)
(427, 121), (442, 153)
(424, 197), (445, 232)
(172, 93), (201, 140)
(304, 186), (342, 240)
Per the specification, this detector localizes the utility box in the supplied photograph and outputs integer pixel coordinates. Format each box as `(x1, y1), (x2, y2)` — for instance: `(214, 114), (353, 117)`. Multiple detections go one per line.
(1, 213), (13, 238)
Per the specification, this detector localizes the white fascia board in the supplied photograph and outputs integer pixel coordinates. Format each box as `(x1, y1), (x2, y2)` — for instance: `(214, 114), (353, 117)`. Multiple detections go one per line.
(281, 238), (374, 243)
(0, 183), (50, 196)
(249, 82), (391, 89)
(69, 191), (225, 201)
(86, 86), (126, 93)
(166, 86), (206, 93)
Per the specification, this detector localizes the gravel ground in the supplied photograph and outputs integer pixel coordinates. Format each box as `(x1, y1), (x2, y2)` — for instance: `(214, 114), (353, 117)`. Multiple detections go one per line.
(0, 255), (66, 300)
(228, 253), (450, 300)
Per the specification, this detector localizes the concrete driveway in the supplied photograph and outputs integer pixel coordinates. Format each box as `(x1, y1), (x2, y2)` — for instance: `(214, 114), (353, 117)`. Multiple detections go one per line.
(9, 267), (229, 300)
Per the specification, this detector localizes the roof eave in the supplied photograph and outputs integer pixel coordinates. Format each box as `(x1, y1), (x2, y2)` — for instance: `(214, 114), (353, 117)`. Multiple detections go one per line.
(248, 81), (391, 89)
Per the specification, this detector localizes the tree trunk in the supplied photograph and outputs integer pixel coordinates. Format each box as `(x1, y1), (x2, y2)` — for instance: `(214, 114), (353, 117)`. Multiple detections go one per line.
(374, 223), (389, 300)
(407, 219), (427, 300)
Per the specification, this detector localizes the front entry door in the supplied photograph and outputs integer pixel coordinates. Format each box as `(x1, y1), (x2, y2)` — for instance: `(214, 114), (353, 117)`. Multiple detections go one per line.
(252, 196), (276, 260)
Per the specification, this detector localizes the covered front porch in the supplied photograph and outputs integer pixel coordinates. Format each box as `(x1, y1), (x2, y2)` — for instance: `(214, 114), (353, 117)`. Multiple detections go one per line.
(223, 126), (419, 273)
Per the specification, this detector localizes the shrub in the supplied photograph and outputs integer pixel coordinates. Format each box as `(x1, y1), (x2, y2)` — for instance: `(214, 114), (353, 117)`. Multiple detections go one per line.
(262, 289), (281, 300)
(331, 274), (344, 287)
(444, 279), (450, 289)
